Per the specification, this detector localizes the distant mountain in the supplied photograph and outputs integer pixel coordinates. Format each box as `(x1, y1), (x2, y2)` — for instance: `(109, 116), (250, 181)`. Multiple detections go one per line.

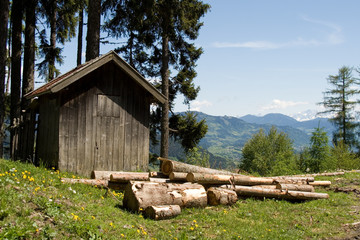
(151, 112), (335, 170)
(239, 113), (334, 135)
(240, 113), (298, 126)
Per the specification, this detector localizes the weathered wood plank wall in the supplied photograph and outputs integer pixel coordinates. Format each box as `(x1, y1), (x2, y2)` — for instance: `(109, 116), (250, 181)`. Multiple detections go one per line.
(36, 96), (59, 167)
(57, 62), (151, 177)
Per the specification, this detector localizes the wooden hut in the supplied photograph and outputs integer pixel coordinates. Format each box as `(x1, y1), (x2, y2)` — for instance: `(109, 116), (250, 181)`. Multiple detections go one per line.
(25, 51), (166, 177)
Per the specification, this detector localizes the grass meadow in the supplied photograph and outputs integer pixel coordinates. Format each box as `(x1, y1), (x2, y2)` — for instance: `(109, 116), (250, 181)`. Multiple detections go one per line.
(1, 158), (360, 239)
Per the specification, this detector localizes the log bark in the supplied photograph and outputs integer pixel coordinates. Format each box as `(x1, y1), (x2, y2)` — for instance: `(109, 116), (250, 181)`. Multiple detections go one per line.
(266, 176), (315, 183)
(186, 173), (274, 185)
(110, 173), (149, 182)
(159, 157), (236, 176)
(276, 183), (315, 192)
(207, 187), (238, 206)
(309, 181), (331, 187)
(234, 186), (329, 200)
(61, 178), (108, 188)
(123, 181), (207, 212)
(169, 172), (188, 182)
(91, 171), (149, 180)
(144, 205), (181, 220)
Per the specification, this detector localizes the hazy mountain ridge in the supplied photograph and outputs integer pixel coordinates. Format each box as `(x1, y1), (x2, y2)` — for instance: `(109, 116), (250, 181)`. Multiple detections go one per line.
(152, 112), (335, 169)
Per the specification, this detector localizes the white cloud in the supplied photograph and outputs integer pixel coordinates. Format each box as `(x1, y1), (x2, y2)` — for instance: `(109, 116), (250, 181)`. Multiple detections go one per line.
(190, 100), (213, 111)
(213, 16), (343, 50)
(213, 41), (279, 49)
(262, 99), (308, 110)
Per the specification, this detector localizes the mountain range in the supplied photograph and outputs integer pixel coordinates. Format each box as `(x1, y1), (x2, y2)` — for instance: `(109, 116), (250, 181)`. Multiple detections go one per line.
(152, 112), (335, 169)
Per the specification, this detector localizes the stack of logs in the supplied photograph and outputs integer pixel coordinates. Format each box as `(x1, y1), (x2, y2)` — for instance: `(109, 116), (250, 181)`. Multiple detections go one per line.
(61, 157), (334, 220)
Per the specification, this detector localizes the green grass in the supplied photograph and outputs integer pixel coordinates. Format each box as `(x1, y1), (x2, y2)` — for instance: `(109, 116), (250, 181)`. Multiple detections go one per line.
(1, 158), (360, 239)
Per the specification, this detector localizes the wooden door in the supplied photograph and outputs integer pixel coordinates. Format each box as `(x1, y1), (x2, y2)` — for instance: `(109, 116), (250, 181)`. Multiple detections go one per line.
(94, 94), (124, 171)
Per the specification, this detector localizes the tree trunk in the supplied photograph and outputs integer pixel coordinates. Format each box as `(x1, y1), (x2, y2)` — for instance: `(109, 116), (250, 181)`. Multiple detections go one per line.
(234, 186), (329, 200)
(159, 157), (236, 176)
(123, 181), (207, 212)
(86, 0), (101, 61)
(207, 187), (238, 206)
(77, 8), (83, 66)
(110, 172), (150, 182)
(144, 205), (181, 220)
(22, 0), (36, 109)
(10, 0), (23, 160)
(276, 183), (315, 192)
(309, 181), (331, 187)
(169, 172), (188, 182)
(48, 0), (57, 81)
(160, 36), (170, 158)
(0, 0), (9, 158)
(187, 173), (274, 185)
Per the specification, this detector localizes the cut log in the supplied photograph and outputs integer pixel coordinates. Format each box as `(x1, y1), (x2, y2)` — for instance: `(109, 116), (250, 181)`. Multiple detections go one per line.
(309, 181), (331, 187)
(123, 181), (207, 212)
(61, 178), (108, 188)
(276, 183), (315, 192)
(110, 172), (149, 182)
(234, 186), (329, 200)
(213, 185), (277, 190)
(149, 177), (170, 183)
(144, 205), (181, 220)
(169, 172), (188, 182)
(207, 187), (238, 206)
(186, 173), (274, 185)
(159, 157), (236, 176)
(266, 176), (315, 183)
(91, 171), (150, 180)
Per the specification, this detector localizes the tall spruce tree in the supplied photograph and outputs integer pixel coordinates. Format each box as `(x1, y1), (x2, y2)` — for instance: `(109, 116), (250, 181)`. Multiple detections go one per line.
(0, 0), (9, 158)
(105, 0), (210, 158)
(77, 0), (87, 65)
(10, 0), (24, 159)
(38, 0), (78, 81)
(320, 66), (360, 149)
(22, 0), (36, 109)
(86, 0), (101, 61)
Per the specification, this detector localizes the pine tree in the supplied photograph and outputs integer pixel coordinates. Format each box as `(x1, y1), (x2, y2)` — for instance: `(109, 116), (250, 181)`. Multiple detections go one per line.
(86, 0), (101, 61)
(77, 0), (86, 65)
(37, 0), (78, 81)
(22, 0), (36, 109)
(10, 0), (24, 159)
(0, 0), (9, 158)
(104, 0), (210, 157)
(320, 66), (360, 149)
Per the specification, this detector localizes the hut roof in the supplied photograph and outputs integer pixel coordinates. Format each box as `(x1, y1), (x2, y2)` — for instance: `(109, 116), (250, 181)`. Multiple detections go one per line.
(25, 51), (166, 104)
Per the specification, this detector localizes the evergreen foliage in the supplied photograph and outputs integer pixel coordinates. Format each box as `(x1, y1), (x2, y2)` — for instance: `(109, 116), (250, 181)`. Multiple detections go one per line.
(298, 127), (335, 173)
(37, 0), (79, 81)
(104, 0), (210, 156)
(320, 66), (360, 150)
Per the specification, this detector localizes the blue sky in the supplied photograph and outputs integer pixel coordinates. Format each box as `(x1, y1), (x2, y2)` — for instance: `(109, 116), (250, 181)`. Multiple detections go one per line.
(57, 0), (360, 118)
